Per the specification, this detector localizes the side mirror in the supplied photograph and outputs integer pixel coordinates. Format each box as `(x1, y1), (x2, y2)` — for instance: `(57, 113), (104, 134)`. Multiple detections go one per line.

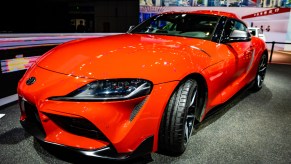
(127, 25), (135, 33)
(228, 30), (251, 42)
(250, 31), (256, 36)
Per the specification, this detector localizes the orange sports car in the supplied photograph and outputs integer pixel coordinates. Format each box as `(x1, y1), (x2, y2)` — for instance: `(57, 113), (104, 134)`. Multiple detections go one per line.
(17, 10), (268, 160)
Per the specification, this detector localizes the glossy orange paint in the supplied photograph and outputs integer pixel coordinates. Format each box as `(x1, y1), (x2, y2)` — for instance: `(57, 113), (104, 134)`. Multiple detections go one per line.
(18, 64), (179, 152)
(36, 34), (217, 84)
(17, 10), (267, 159)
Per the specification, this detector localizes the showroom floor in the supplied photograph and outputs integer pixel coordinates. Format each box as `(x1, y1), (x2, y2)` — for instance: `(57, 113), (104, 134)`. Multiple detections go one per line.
(0, 63), (290, 164)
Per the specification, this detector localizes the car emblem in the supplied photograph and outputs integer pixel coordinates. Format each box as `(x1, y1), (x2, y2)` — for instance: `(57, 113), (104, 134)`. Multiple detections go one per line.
(26, 77), (36, 85)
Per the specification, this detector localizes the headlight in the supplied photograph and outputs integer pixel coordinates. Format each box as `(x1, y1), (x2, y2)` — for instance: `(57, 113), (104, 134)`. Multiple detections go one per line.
(50, 79), (152, 101)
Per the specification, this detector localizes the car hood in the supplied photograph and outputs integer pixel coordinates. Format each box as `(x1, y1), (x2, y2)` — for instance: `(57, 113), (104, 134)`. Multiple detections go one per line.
(36, 34), (216, 84)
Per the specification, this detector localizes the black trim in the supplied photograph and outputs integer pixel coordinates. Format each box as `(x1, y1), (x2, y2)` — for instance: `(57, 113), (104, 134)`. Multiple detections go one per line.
(211, 16), (226, 43)
(212, 16), (227, 43)
(20, 119), (46, 141)
(127, 135), (154, 159)
(130, 98), (147, 121)
(19, 97), (154, 160)
(45, 113), (109, 142)
(20, 100), (46, 140)
(35, 135), (154, 161)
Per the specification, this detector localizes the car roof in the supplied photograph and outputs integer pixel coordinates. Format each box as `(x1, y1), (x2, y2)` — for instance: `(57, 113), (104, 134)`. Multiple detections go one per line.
(161, 10), (240, 19)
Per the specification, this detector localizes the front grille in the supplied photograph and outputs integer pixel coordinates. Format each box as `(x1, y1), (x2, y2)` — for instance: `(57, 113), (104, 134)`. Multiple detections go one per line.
(21, 100), (46, 139)
(25, 102), (41, 123)
(45, 113), (109, 142)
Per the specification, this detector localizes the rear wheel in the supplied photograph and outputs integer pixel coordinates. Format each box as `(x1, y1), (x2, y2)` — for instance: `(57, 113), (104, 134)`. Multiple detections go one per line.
(250, 53), (268, 91)
(158, 79), (199, 156)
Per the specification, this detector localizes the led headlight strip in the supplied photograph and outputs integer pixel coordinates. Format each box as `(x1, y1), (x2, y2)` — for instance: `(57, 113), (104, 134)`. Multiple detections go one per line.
(49, 79), (152, 101)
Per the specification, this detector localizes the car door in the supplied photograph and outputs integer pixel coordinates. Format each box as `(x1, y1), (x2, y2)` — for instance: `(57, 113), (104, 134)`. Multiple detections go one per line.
(216, 18), (254, 102)
(223, 19), (253, 82)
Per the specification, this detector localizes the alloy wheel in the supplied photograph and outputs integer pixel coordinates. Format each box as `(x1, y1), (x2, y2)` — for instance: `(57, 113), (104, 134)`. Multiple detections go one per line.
(184, 86), (197, 145)
(257, 54), (267, 88)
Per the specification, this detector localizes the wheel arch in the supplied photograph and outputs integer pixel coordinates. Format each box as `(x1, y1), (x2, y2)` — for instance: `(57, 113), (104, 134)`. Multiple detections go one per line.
(163, 73), (208, 122)
(157, 72), (208, 155)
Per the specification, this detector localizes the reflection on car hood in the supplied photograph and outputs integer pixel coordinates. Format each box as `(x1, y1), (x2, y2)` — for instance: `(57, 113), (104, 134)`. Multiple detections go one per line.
(36, 34), (213, 83)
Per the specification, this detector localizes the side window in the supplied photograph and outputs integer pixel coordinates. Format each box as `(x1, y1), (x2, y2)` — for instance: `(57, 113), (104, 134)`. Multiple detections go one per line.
(233, 21), (247, 32)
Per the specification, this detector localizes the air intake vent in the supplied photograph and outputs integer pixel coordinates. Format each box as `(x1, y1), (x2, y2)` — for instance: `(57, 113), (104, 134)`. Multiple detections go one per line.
(20, 100), (46, 139)
(45, 113), (109, 142)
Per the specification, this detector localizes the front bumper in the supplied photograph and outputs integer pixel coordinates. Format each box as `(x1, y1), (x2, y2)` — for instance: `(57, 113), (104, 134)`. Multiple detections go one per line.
(20, 108), (154, 161)
(17, 65), (179, 159)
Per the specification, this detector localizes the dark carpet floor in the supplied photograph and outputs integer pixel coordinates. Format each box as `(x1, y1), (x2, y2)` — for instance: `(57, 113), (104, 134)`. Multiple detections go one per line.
(0, 63), (290, 164)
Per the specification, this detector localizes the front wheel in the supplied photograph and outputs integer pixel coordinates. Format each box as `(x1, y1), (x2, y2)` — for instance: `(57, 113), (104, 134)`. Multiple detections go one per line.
(250, 53), (268, 91)
(158, 79), (199, 156)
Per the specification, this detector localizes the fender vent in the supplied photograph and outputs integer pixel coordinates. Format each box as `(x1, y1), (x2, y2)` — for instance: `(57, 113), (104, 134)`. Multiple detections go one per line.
(130, 98), (147, 121)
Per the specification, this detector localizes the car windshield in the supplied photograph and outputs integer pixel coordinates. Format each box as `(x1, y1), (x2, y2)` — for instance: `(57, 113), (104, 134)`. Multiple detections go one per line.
(130, 14), (220, 40)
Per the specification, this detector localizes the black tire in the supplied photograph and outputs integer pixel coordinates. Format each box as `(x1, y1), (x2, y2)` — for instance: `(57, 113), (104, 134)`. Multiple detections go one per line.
(250, 53), (268, 91)
(158, 79), (199, 156)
